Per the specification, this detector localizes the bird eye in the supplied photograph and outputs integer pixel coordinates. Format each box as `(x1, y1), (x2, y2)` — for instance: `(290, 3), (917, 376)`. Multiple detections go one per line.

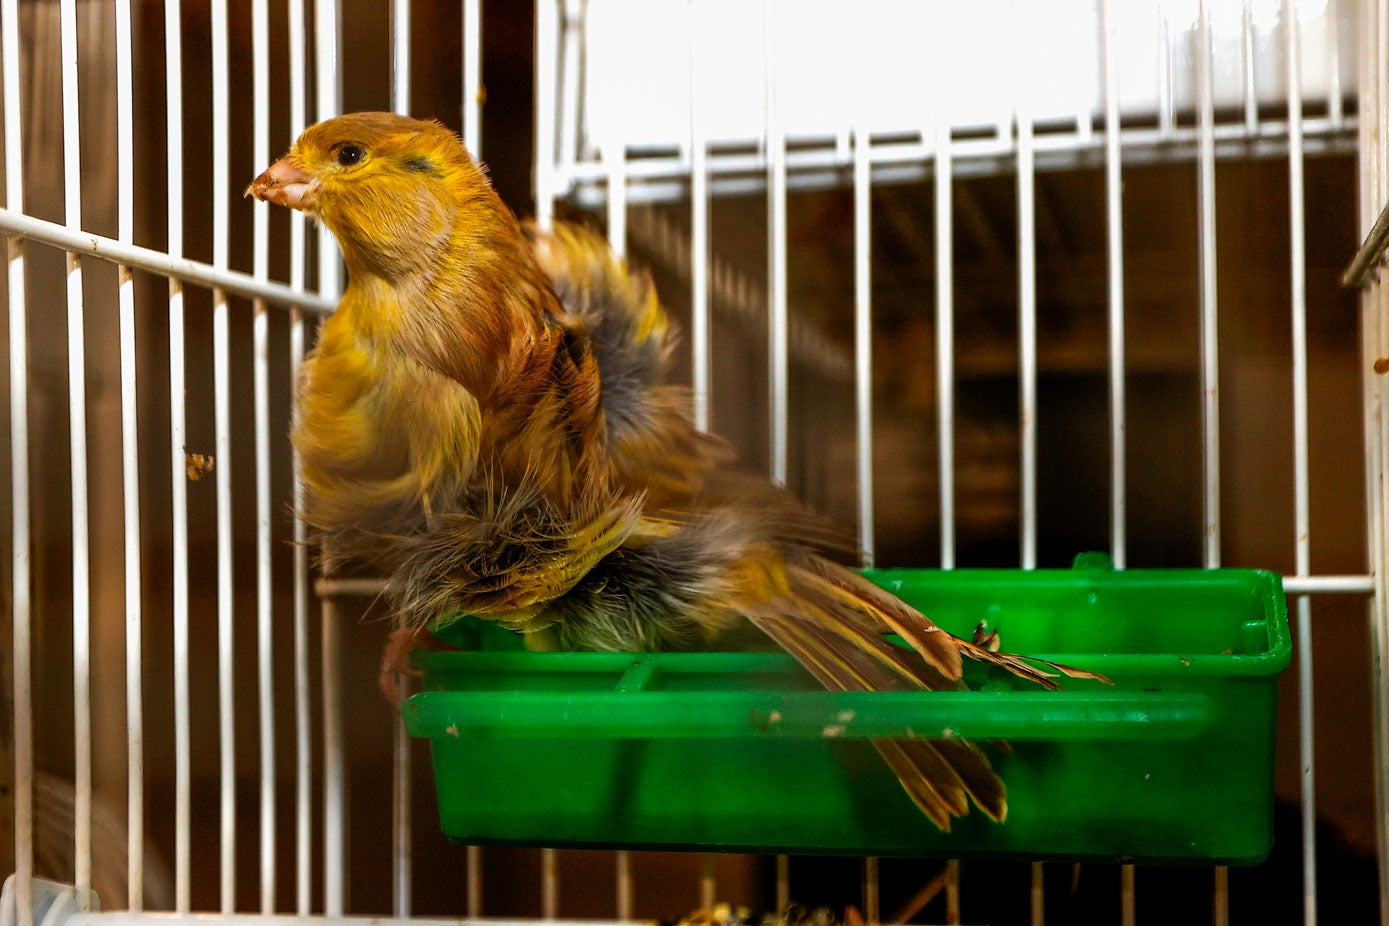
(336, 144), (365, 167)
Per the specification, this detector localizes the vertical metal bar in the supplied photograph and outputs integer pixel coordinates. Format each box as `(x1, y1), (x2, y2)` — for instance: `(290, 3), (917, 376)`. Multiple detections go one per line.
(1366, 1), (1389, 913)
(392, 0), (410, 115)
(164, 0), (191, 909)
(1285, 4), (1316, 923)
(58, 0), (93, 909)
(1242, 0), (1258, 135)
(288, 49), (314, 926)
(689, 0), (710, 431)
(699, 856), (716, 912)
(393, 692), (411, 919)
(315, 0), (341, 298)
(1121, 865), (1135, 926)
(604, 139), (626, 259)
(854, 123), (874, 566)
(775, 856), (790, 913)
(252, 0), (276, 914)
(935, 114), (955, 569)
(389, 32), (412, 922)
(863, 858), (879, 925)
(462, 0), (482, 156)
(765, 0), (788, 486)
(1328, 0), (1343, 128)
(1365, 8), (1389, 921)
(291, 301), (312, 917)
(287, 0), (313, 914)
(945, 859), (960, 923)
(2, 0), (31, 921)
(541, 848), (559, 918)
(557, 0), (581, 181)
(210, 0), (237, 908)
(1197, 0), (1221, 569)
(315, 0), (344, 905)
(114, 0), (143, 909)
(1158, 0), (1174, 138)
(466, 846), (482, 917)
(615, 852), (632, 921)
(1031, 862), (1044, 925)
(322, 593), (345, 916)
(534, 0), (558, 230)
(1210, 19), (1239, 926)
(1015, 0), (1037, 571)
(1102, 0), (1126, 571)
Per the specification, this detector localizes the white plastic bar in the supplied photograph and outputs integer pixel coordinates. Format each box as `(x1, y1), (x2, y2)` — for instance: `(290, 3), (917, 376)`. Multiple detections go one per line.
(0, 210), (335, 313)
(863, 858), (879, 925)
(534, 0), (558, 230)
(853, 123), (874, 566)
(287, 0), (314, 913)
(765, 0), (788, 486)
(1197, 0), (1221, 569)
(211, 0), (237, 908)
(1015, 0), (1037, 572)
(163, 0), (191, 910)
(605, 139), (626, 258)
(1284, 3), (1317, 921)
(935, 113), (955, 569)
(462, 0), (482, 155)
(775, 856), (789, 913)
(1242, 0), (1258, 135)
(541, 848), (558, 919)
(115, 0), (143, 905)
(392, 0), (410, 115)
(689, 0), (710, 431)
(3, 0), (32, 921)
(58, 0), (93, 909)
(1102, 0), (1127, 571)
(466, 847), (482, 917)
(315, 0), (341, 298)
(389, 30), (413, 921)
(251, 0), (276, 910)
(615, 852), (632, 921)
(1283, 574), (1375, 594)
(322, 592), (345, 917)
(1214, 866), (1229, 926)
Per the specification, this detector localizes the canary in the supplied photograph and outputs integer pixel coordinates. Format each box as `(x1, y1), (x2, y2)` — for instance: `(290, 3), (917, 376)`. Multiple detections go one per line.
(248, 112), (1104, 831)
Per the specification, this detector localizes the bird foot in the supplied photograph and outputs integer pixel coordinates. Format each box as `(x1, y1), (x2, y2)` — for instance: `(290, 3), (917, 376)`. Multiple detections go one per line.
(379, 626), (458, 706)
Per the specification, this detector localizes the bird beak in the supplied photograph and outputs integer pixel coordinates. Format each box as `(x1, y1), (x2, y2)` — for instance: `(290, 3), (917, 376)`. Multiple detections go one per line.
(246, 157), (318, 211)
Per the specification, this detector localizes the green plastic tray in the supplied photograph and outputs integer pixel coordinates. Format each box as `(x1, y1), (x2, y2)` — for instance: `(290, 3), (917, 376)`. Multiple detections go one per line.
(404, 556), (1289, 863)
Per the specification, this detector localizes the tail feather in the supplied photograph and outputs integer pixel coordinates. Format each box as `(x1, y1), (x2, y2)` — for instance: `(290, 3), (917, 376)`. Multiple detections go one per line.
(743, 556), (1110, 828)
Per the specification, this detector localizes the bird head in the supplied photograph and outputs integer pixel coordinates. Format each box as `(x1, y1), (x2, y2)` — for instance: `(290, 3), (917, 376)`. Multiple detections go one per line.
(248, 112), (497, 279)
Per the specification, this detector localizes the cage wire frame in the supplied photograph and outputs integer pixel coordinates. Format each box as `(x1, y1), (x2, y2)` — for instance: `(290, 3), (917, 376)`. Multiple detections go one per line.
(0, 1), (1385, 926)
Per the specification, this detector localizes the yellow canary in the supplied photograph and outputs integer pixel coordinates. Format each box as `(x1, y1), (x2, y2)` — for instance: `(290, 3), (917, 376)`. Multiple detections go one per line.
(249, 112), (1104, 831)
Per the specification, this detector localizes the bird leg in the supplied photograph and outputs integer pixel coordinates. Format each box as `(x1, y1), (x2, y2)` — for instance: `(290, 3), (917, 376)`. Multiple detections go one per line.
(379, 625), (458, 705)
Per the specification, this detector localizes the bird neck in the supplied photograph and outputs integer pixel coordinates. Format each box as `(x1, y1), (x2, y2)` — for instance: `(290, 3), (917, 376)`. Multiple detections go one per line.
(338, 198), (566, 410)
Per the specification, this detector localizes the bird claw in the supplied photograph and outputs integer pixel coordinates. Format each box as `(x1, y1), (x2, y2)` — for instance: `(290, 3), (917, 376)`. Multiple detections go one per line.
(379, 626), (457, 706)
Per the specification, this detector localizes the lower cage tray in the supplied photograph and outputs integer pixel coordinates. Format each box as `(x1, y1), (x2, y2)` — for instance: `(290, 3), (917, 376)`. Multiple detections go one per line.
(404, 558), (1289, 864)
